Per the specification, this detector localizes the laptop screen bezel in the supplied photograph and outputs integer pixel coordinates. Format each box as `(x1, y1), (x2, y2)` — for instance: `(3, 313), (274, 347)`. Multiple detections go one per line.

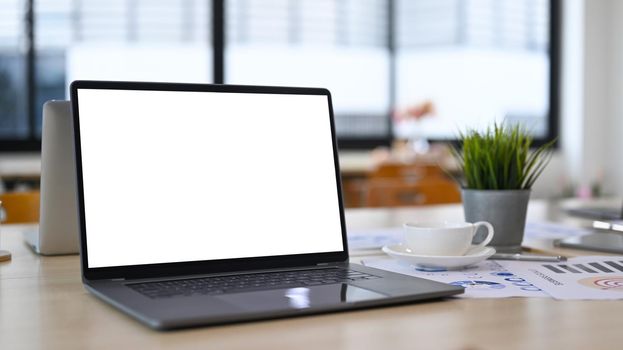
(70, 80), (350, 280)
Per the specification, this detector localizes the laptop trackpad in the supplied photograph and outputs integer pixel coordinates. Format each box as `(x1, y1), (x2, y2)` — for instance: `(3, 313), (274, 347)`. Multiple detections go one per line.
(216, 284), (386, 312)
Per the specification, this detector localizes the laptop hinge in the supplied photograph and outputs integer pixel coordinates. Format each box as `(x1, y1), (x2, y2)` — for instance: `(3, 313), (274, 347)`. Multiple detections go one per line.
(316, 263), (330, 266)
(110, 278), (125, 281)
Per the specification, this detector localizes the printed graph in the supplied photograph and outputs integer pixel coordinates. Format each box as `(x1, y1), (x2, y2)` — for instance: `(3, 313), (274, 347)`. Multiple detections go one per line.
(542, 260), (623, 274)
(578, 277), (623, 292)
(496, 256), (623, 300)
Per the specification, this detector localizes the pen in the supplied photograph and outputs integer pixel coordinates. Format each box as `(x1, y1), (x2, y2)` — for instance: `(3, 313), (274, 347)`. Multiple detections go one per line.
(491, 253), (567, 262)
(521, 246), (563, 255)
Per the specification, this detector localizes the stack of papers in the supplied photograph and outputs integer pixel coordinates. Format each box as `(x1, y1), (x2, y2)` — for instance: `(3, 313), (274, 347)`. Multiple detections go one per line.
(353, 221), (623, 300)
(362, 256), (623, 300)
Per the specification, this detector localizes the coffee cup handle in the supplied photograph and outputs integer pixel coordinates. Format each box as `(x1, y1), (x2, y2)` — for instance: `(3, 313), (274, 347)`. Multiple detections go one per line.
(472, 221), (494, 248)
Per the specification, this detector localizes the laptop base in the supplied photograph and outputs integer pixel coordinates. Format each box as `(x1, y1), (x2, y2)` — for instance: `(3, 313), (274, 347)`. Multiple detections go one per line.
(86, 262), (463, 330)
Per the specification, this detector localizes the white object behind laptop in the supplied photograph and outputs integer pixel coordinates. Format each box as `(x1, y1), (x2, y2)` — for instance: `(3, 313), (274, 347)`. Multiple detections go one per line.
(23, 100), (79, 255)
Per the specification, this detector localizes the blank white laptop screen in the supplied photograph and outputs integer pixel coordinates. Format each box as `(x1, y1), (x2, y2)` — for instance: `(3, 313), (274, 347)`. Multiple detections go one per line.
(76, 88), (344, 268)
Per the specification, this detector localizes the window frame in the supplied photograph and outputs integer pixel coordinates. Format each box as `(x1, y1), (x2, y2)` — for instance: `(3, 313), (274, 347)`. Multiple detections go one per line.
(2, 0), (560, 152)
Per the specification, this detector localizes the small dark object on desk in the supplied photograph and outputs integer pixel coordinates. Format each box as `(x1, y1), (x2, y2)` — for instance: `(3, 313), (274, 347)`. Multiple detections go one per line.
(565, 206), (623, 220)
(555, 231), (623, 254)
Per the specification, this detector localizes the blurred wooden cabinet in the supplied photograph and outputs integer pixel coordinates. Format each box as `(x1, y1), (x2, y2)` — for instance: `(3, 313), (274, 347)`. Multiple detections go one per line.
(0, 191), (40, 223)
(341, 162), (461, 208)
(364, 177), (461, 207)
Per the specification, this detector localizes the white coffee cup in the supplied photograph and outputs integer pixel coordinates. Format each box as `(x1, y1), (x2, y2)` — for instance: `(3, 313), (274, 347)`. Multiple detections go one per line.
(403, 221), (494, 256)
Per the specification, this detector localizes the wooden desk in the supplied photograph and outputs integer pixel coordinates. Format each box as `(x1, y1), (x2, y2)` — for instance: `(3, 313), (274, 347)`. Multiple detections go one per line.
(1, 201), (622, 349)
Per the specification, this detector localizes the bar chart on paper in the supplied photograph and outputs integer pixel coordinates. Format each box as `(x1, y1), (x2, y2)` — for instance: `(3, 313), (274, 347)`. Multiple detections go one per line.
(541, 260), (623, 274)
(497, 256), (623, 300)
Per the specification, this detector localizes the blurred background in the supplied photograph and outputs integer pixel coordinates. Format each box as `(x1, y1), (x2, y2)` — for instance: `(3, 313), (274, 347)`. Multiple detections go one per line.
(0, 0), (621, 207)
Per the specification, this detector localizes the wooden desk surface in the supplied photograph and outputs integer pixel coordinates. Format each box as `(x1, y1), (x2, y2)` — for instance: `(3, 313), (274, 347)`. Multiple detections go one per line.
(1, 201), (622, 350)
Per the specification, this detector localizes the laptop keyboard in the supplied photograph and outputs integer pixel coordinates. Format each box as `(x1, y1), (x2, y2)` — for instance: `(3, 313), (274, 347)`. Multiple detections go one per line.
(128, 268), (380, 299)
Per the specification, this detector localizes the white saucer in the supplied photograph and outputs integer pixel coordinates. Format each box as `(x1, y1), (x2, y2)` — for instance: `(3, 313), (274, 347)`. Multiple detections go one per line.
(381, 244), (496, 269)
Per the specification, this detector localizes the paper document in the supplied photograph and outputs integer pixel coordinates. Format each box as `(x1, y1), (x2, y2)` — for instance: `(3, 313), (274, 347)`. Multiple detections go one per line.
(497, 256), (623, 300)
(347, 227), (402, 250)
(361, 258), (548, 299)
(523, 221), (592, 240)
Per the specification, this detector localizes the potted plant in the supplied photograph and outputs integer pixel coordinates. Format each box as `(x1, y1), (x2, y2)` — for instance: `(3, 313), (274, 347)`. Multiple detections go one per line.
(451, 123), (555, 253)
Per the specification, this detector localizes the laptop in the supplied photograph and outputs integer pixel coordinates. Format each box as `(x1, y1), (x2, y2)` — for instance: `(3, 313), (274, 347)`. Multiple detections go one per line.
(70, 80), (463, 330)
(23, 100), (80, 255)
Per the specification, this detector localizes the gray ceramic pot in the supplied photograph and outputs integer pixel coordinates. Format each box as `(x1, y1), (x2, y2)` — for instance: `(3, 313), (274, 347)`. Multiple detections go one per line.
(462, 189), (530, 253)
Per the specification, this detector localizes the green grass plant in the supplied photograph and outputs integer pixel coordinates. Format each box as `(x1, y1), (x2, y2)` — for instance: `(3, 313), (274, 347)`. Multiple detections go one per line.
(451, 123), (555, 190)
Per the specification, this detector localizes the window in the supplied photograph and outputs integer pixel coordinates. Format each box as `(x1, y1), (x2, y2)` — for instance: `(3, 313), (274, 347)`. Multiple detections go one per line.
(226, 0), (391, 142)
(34, 0), (212, 137)
(394, 0), (555, 142)
(0, 0), (28, 141)
(0, 0), (559, 152)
